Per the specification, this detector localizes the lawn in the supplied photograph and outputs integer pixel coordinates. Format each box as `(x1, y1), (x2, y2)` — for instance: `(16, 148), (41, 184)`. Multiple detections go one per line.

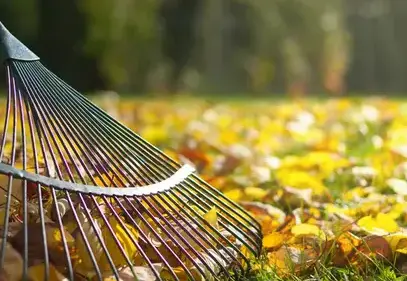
(95, 94), (407, 280)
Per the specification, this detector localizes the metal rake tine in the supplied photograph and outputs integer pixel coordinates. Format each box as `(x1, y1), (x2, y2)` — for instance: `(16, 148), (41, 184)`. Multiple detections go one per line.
(0, 65), (11, 162)
(114, 197), (179, 281)
(140, 194), (216, 279)
(89, 195), (134, 278)
(30, 63), (146, 185)
(32, 105), (75, 278)
(44, 76), (181, 175)
(101, 195), (173, 280)
(0, 70), (17, 269)
(133, 195), (201, 280)
(183, 179), (261, 245)
(17, 62), (93, 184)
(167, 188), (252, 267)
(25, 63), (127, 186)
(25, 94), (50, 280)
(160, 191), (244, 268)
(31, 62), (154, 183)
(175, 184), (259, 257)
(152, 192), (233, 279)
(124, 196), (197, 281)
(16, 84), (29, 280)
(64, 191), (104, 280)
(193, 175), (262, 231)
(76, 193), (122, 279)
(15, 62), (76, 183)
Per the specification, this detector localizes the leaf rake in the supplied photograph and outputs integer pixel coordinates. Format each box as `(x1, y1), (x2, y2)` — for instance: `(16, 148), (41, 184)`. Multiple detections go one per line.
(0, 22), (262, 281)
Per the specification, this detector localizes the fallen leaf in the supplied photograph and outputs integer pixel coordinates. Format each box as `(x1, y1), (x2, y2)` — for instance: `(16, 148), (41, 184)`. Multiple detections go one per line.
(268, 245), (317, 276)
(98, 216), (139, 271)
(354, 235), (392, 266)
(291, 223), (326, 241)
(244, 187), (269, 201)
(27, 263), (68, 281)
(101, 264), (163, 281)
(10, 223), (76, 267)
(387, 178), (407, 195)
(203, 206), (218, 229)
(0, 239), (23, 281)
(263, 232), (285, 249)
(358, 213), (400, 235)
(223, 189), (243, 202)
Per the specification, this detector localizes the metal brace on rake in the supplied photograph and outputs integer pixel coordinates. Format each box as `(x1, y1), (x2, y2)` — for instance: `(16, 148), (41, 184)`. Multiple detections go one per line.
(0, 22), (262, 281)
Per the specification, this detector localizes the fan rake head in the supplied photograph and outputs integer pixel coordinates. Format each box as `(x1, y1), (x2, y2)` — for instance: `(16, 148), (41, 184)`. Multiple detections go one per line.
(0, 22), (262, 280)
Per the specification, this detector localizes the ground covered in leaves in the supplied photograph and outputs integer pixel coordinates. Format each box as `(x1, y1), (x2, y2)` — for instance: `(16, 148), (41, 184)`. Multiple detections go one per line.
(98, 95), (407, 280)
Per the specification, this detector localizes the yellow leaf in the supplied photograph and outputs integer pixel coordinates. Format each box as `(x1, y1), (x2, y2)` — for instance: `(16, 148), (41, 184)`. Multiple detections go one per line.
(45, 226), (75, 250)
(275, 170), (327, 196)
(141, 126), (167, 144)
(336, 232), (361, 256)
(98, 216), (139, 271)
(203, 206), (218, 229)
(291, 223), (326, 240)
(244, 187), (269, 201)
(387, 203), (407, 220)
(240, 245), (255, 260)
(224, 189), (243, 202)
(74, 213), (103, 274)
(396, 248), (407, 254)
(28, 264), (68, 281)
(358, 213), (399, 235)
(263, 233), (285, 249)
(384, 232), (407, 254)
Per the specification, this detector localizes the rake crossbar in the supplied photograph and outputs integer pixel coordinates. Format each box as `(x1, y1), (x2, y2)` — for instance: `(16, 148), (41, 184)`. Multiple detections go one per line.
(0, 162), (196, 196)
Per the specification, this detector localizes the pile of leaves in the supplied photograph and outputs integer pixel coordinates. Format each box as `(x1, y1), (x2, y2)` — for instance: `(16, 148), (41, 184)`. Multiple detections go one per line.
(102, 96), (407, 280)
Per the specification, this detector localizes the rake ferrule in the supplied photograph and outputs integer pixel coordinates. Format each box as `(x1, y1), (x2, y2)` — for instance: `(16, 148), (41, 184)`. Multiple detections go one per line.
(0, 21), (39, 62)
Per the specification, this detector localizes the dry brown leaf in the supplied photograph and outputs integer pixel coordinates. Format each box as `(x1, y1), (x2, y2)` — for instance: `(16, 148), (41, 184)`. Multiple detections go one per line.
(0, 239), (23, 281)
(330, 231), (361, 267)
(268, 245), (318, 276)
(10, 223), (76, 267)
(352, 235), (392, 268)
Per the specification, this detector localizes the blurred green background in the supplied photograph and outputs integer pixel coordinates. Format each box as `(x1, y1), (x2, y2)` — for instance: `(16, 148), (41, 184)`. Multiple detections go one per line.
(1, 0), (405, 97)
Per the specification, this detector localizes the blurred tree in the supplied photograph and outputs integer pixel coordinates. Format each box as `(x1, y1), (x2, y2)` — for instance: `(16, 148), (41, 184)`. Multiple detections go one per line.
(238, 0), (341, 95)
(159, 0), (200, 94)
(79, 0), (161, 93)
(346, 0), (404, 93)
(321, 0), (350, 95)
(0, 0), (39, 89)
(36, 0), (103, 92)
